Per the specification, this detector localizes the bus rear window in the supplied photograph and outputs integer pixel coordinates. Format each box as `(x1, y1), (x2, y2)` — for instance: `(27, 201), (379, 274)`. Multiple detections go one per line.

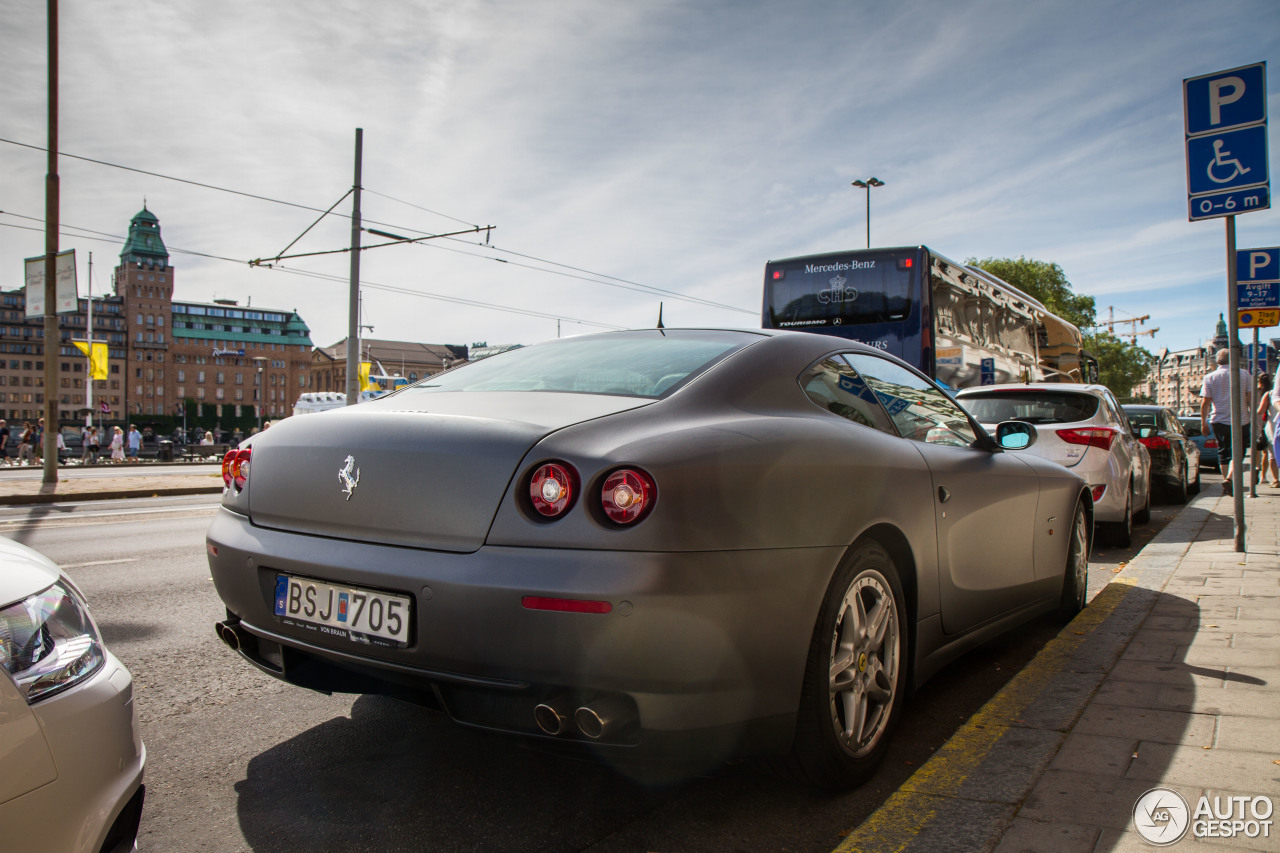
(765, 253), (915, 328)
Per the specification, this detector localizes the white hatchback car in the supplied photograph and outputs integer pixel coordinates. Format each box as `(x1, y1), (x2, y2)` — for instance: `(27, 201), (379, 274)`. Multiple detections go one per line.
(0, 536), (145, 853)
(957, 383), (1152, 546)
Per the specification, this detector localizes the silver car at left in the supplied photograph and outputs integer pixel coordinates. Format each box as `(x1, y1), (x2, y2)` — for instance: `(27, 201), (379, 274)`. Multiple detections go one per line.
(0, 537), (145, 853)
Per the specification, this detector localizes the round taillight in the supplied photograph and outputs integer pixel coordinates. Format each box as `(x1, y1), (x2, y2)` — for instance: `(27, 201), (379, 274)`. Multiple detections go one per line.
(601, 468), (655, 524)
(234, 448), (251, 490)
(223, 448), (251, 492)
(221, 449), (236, 489)
(529, 462), (576, 518)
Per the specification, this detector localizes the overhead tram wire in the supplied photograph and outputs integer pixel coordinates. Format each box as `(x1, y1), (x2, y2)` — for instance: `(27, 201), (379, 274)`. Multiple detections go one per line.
(0, 214), (623, 330)
(365, 189), (754, 315)
(0, 138), (756, 316)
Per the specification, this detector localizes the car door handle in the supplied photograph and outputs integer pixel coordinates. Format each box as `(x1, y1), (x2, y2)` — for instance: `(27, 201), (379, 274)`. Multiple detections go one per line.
(938, 486), (951, 504)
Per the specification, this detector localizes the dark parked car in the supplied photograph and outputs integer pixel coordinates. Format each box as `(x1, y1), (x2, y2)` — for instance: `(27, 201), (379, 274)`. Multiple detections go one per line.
(208, 329), (1093, 789)
(1178, 416), (1219, 470)
(1123, 405), (1200, 502)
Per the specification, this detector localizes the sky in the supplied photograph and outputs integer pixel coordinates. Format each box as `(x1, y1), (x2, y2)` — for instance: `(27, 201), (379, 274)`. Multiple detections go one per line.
(1, 0), (1278, 357)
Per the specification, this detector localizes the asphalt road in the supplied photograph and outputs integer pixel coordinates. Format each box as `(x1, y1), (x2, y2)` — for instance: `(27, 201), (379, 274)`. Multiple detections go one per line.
(0, 486), (1192, 852)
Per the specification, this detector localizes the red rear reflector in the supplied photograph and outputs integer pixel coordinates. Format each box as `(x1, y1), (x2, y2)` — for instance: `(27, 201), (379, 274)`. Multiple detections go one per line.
(1139, 436), (1171, 450)
(771, 270), (784, 280)
(521, 596), (612, 614)
(903, 258), (913, 267)
(1090, 485), (1106, 502)
(1057, 427), (1118, 451)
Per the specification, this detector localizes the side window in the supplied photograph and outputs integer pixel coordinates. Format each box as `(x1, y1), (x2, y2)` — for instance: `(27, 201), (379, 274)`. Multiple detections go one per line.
(1103, 392), (1132, 434)
(799, 357), (896, 435)
(844, 353), (979, 447)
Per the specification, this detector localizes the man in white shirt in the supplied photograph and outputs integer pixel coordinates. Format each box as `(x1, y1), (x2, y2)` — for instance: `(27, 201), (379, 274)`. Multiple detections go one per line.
(1200, 348), (1251, 495)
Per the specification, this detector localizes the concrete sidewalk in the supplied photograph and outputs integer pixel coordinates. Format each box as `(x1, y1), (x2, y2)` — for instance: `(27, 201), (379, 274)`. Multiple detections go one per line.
(0, 465), (223, 504)
(840, 487), (1279, 852)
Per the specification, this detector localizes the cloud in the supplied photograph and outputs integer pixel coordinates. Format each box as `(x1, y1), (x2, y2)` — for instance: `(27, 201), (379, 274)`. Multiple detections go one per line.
(1, 0), (1277, 355)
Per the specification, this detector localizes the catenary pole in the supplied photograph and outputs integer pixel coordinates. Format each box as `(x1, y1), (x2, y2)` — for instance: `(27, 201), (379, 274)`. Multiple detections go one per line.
(345, 128), (363, 405)
(42, 0), (59, 484)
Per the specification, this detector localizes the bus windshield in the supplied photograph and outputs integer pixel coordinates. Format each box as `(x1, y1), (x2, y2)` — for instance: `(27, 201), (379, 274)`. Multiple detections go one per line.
(764, 250), (917, 329)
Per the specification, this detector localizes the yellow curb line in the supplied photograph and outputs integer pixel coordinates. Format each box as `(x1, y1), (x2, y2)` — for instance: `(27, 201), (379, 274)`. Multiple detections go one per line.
(835, 578), (1138, 852)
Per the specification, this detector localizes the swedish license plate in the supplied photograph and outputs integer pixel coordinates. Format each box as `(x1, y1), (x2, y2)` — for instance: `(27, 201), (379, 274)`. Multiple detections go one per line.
(273, 574), (411, 645)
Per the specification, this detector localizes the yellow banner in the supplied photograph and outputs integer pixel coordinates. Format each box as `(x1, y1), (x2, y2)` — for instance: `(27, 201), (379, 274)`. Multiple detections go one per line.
(73, 340), (109, 380)
(359, 361), (373, 392)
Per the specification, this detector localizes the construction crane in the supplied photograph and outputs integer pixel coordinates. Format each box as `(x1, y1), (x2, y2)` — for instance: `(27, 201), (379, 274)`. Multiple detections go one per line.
(1091, 306), (1159, 344)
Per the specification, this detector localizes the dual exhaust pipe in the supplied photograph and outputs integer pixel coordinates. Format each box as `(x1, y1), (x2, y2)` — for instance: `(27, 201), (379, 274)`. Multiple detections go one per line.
(534, 695), (633, 741)
(215, 620), (242, 651)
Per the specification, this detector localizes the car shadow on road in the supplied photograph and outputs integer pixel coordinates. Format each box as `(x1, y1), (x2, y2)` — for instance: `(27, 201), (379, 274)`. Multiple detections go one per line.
(231, 694), (688, 853)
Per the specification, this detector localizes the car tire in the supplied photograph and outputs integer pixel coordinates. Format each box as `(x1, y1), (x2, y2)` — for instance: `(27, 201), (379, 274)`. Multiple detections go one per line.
(1134, 477), (1151, 525)
(1058, 500), (1090, 621)
(1108, 487), (1133, 547)
(791, 540), (907, 790)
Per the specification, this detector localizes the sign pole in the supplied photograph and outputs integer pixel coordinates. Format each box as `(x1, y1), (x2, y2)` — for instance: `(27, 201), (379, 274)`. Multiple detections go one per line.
(1226, 216), (1245, 550)
(1250, 327), (1260, 498)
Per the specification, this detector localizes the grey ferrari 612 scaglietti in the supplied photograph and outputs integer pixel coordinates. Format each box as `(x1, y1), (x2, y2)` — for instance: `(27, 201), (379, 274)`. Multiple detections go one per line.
(208, 328), (1092, 789)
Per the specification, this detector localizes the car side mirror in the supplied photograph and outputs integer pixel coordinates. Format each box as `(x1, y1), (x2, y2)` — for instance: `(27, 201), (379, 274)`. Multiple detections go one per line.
(996, 421), (1037, 450)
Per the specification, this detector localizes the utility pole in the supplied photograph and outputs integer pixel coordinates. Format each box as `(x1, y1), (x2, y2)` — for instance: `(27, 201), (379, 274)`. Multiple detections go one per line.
(345, 128), (363, 405)
(42, 0), (60, 484)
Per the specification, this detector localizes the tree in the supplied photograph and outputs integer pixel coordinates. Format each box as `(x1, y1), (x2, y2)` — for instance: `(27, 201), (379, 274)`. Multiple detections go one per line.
(1084, 332), (1154, 400)
(967, 256), (1152, 398)
(967, 256), (1097, 330)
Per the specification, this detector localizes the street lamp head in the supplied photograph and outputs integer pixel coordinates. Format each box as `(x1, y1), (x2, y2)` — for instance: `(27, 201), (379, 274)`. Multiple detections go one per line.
(851, 177), (885, 189)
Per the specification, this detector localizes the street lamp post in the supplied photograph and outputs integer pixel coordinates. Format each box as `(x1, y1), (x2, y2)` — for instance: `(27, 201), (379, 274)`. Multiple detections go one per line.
(252, 356), (267, 432)
(851, 177), (885, 249)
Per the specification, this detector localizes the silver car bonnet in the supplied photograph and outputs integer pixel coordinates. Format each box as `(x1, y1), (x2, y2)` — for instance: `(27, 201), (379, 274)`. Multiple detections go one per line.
(244, 392), (653, 553)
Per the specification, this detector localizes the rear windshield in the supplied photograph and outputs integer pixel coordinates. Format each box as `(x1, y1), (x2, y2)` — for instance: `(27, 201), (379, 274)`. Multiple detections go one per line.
(1179, 418), (1204, 437)
(1125, 411), (1159, 431)
(402, 331), (753, 398)
(960, 390), (1099, 424)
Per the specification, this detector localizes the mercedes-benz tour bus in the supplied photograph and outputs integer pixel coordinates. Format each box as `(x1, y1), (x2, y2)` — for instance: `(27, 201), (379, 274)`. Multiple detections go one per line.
(763, 246), (1097, 390)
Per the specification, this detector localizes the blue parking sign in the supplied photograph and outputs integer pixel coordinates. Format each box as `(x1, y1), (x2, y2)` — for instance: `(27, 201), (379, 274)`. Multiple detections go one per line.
(1187, 125), (1269, 195)
(1185, 63), (1267, 135)
(1185, 62), (1270, 221)
(1237, 247), (1280, 283)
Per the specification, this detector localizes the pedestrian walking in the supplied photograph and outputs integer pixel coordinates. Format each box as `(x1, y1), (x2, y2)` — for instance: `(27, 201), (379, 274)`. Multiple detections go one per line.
(0, 419), (8, 465)
(17, 422), (35, 465)
(1256, 373), (1278, 487)
(34, 417), (44, 463)
(1199, 348), (1252, 495)
(83, 426), (100, 465)
(110, 426), (125, 463)
(127, 425), (142, 462)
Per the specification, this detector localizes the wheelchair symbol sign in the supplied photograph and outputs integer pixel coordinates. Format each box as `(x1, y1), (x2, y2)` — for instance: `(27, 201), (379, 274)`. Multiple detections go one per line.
(1208, 139), (1252, 183)
(1187, 126), (1269, 196)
